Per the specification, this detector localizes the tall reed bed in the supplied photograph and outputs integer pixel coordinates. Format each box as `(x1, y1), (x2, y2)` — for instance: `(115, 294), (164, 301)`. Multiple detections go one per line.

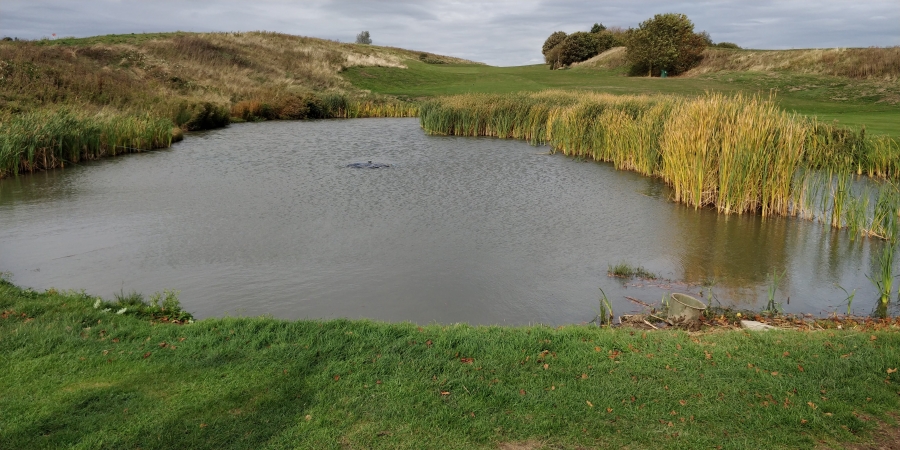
(422, 91), (811, 216)
(231, 94), (418, 121)
(0, 109), (173, 178)
(421, 91), (900, 236)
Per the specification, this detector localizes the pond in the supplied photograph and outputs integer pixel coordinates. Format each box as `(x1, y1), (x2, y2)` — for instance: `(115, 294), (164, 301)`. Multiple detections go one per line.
(0, 118), (896, 324)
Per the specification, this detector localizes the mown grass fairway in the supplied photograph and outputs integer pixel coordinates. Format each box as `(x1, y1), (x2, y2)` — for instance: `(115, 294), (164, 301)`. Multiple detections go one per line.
(2, 281), (899, 449)
(343, 61), (900, 137)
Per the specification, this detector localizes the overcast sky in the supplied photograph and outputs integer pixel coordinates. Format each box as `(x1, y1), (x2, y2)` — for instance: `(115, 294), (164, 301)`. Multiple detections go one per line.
(2, 1), (898, 66)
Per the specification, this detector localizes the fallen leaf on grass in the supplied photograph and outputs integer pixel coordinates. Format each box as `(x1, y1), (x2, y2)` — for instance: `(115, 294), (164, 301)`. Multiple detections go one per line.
(460, 357), (474, 364)
(543, 363), (549, 370)
(606, 407), (613, 413)
(333, 375), (340, 381)
(142, 352), (151, 359)
(807, 402), (817, 410)
(440, 391), (450, 396)
(586, 401), (594, 407)
(801, 419), (808, 424)
(519, 389), (526, 396)
(798, 365), (804, 372)
(581, 373), (588, 380)
(888, 368), (898, 374)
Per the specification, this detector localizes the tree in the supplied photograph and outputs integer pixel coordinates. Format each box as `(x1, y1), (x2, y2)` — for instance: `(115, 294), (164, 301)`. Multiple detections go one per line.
(624, 13), (706, 76)
(355, 31), (372, 45)
(542, 31), (567, 56)
(590, 23), (606, 34)
(557, 32), (602, 66)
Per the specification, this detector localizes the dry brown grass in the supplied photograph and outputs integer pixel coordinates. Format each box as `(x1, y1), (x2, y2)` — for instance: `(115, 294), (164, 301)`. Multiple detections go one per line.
(573, 45), (900, 81)
(687, 46), (900, 80)
(572, 46), (628, 69)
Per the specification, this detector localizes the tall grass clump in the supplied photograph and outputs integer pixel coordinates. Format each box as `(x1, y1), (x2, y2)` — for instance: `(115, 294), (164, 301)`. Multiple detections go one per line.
(658, 94), (807, 216)
(421, 90), (900, 240)
(423, 91), (812, 217)
(0, 109), (173, 178)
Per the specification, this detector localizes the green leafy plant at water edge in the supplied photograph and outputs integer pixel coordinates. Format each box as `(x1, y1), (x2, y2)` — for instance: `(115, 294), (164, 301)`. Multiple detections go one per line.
(95, 288), (193, 322)
(596, 288), (613, 326)
(836, 284), (857, 316)
(765, 269), (785, 314)
(868, 243), (897, 307)
(608, 262), (657, 279)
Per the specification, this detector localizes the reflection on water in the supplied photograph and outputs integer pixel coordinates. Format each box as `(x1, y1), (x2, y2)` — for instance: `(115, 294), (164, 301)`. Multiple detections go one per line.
(0, 118), (896, 324)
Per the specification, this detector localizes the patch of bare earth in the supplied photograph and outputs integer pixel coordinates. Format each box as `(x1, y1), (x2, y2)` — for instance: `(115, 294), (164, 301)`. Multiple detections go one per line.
(819, 413), (900, 450)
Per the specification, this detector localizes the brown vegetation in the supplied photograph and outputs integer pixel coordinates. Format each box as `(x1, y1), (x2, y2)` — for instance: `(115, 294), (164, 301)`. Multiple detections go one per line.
(574, 45), (900, 82)
(0, 31), (441, 124)
(686, 46), (900, 80)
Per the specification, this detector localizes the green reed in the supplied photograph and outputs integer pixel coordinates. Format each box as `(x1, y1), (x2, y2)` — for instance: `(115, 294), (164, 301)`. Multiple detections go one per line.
(421, 91), (899, 247)
(0, 109), (174, 178)
(422, 91), (811, 217)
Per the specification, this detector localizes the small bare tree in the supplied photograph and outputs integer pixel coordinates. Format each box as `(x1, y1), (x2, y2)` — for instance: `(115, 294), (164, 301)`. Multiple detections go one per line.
(355, 31), (372, 45)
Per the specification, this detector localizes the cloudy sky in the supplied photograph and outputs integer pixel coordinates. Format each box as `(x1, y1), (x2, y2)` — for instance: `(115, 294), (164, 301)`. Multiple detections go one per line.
(2, 1), (898, 66)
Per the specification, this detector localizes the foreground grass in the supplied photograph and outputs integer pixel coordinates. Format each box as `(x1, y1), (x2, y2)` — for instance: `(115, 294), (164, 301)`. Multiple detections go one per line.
(2, 282), (898, 449)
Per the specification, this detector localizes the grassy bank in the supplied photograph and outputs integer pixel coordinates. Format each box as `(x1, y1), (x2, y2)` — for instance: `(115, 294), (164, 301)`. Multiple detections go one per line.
(1, 280), (899, 449)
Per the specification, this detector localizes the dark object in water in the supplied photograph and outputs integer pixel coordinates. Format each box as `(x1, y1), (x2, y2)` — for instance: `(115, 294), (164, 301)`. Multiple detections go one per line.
(347, 160), (391, 169)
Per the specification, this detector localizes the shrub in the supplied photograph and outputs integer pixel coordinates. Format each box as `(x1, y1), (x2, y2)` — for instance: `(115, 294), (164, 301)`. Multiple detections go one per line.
(542, 31), (567, 56)
(545, 44), (563, 69)
(355, 31), (372, 45)
(184, 102), (230, 130)
(624, 13), (707, 76)
(276, 93), (325, 120)
(558, 32), (603, 66)
(714, 42), (741, 49)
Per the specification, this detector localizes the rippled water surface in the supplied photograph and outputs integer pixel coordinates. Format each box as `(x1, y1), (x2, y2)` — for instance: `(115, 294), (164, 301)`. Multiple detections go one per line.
(1, 118), (895, 323)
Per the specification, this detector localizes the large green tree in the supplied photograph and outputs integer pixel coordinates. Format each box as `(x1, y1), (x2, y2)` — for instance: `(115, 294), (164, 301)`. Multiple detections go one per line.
(624, 13), (707, 76)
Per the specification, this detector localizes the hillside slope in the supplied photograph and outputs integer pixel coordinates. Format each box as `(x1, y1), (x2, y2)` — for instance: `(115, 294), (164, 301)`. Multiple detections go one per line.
(0, 31), (469, 125)
(571, 46), (900, 81)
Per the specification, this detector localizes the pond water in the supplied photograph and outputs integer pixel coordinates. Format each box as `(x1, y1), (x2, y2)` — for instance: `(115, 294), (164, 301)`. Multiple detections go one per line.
(1, 118), (896, 324)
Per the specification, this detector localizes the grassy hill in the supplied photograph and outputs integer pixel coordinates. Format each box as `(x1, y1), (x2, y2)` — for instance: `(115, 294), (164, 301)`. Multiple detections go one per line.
(0, 31), (468, 124)
(343, 46), (900, 137)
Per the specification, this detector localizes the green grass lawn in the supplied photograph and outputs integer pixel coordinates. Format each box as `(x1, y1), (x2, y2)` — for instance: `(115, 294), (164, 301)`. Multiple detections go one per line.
(2, 281), (899, 449)
(343, 61), (900, 137)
